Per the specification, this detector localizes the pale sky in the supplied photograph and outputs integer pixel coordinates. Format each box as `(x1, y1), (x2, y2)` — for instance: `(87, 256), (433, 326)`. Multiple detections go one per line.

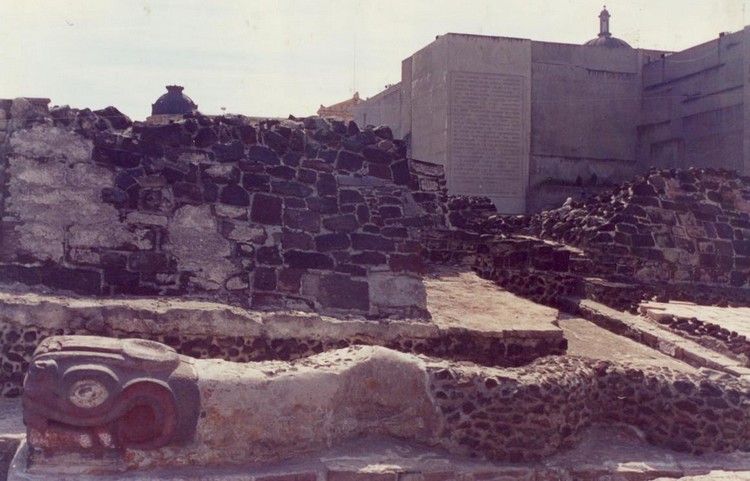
(0, 0), (747, 120)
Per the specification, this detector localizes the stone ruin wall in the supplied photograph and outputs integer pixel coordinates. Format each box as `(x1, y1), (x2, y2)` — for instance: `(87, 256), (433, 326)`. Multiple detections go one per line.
(443, 169), (750, 312)
(3, 99), (750, 463)
(0, 98), (449, 319)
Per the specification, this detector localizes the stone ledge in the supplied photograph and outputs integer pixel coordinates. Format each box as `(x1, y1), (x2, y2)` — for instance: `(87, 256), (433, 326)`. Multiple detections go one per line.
(572, 297), (749, 378)
(0, 281), (566, 397)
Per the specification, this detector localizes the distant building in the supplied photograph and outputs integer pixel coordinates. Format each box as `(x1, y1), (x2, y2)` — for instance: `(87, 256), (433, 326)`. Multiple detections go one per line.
(355, 8), (750, 213)
(317, 92), (363, 122)
(147, 85), (198, 123)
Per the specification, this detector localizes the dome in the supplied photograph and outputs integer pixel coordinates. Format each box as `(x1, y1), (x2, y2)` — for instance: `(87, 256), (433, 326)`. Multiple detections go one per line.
(151, 85), (198, 116)
(584, 36), (632, 48)
(584, 6), (632, 49)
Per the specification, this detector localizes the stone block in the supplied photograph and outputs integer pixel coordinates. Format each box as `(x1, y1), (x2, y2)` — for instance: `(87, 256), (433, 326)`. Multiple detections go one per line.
(248, 145), (280, 165)
(336, 264), (368, 277)
(237, 124), (257, 144)
(307, 196), (339, 214)
(391, 160), (411, 185)
(272, 180), (313, 198)
(302, 272), (369, 311)
(315, 233), (351, 251)
(351, 251), (387, 265)
(318, 173), (338, 196)
(251, 291), (285, 309)
(419, 178), (440, 191)
(282, 229), (315, 250)
(257, 246), (283, 265)
(225, 274), (249, 290)
(362, 146), (393, 164)
(193, 127), (218, 148)
(204, 164), (240, 184)
(323, 214), (360, 232)
(68, 248), (100, 265)
(302, 158), (335, 172)
(128, 251), (171, 273)
(340, 189), (365, 204)
(380, 206), (403, 219)
(10, 124), (92, 163)
(278, 268), (303, 293)
(281, 150), (304, 165)
(297, 168), (317, 184)
(263, 129), (289, 154)
(41, 266), (101, 295)
(351, 233), (395, 252)
(225, 222), (267, 244)
(213, 204), (248, 219)
(126, 211), (169, 227)
(212, 140), (245, 162)
(284, 208), (321, 232)
(220, 184), (250, 206)
(170, 205), (234, 287)
(242, 173), (271, 192)
(254, 267), (277, 291)
(337, 151), (365, 171)
(369, 273), (427, 311)
(104, 267), (140, 288)
(389, 254), (426, 273)
(284, 250), (334, 269)
(368, 163), (393, 181)
(251, 194), (283, 225)
(69, 224), (155, 251)
(267, 165), (297, 180)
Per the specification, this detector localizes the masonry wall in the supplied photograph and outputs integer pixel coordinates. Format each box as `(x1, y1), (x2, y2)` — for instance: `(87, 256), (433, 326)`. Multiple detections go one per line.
(353, 83), (402, 136)
(469, 167), (750, 311)
(528, 42), (653, 212)
(369, 34), (532, 214)
(0, 99), (450, 318)
(639, 29), (747, 173)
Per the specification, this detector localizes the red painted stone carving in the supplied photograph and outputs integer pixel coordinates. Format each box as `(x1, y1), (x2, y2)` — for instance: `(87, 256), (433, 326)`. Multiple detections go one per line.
(22, 336), (199, 454)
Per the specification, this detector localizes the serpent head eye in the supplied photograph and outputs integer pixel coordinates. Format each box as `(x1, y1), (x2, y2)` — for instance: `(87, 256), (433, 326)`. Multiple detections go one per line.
(30, 359), (58, 379)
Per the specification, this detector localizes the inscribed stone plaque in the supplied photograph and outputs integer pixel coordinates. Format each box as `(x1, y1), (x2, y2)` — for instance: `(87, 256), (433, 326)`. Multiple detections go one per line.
(449, 72), (526, 196)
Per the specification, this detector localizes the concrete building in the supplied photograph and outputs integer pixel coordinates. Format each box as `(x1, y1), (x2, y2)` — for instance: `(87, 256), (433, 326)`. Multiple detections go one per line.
(355, 8), (750, 213)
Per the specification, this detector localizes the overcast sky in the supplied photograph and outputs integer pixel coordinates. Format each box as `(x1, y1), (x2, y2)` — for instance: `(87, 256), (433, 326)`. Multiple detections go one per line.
(1, 1), (747, 120)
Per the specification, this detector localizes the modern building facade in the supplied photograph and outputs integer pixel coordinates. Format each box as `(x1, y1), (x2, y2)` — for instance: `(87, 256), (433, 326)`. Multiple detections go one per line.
(355, 9), (750, 213)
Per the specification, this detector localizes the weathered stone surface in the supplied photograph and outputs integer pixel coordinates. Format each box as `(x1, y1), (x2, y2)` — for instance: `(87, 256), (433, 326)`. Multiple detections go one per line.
(369, 273), (427, 313)
(10, 125), (91, 162)
(0, 112), (454, 317)
(168, 205), (233, 289)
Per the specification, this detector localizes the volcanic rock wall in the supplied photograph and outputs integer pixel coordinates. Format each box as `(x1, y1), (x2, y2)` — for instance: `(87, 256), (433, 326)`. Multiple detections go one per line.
(467, 168), (750, 309)
(0, 98), (448, 318)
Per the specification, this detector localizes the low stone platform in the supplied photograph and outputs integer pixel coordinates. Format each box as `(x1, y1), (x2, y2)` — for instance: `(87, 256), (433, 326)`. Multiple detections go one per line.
(0, 267), (565, 396)
(6, 417), (750, 480)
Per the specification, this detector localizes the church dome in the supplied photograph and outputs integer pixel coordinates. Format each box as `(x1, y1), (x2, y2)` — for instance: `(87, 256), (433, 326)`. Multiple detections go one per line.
(584, 7), (632, 49)
(151, 85), (198, 116)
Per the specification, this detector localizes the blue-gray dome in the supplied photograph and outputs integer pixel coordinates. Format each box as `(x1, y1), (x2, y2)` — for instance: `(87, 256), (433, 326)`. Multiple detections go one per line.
(151, 85), (197, 116)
